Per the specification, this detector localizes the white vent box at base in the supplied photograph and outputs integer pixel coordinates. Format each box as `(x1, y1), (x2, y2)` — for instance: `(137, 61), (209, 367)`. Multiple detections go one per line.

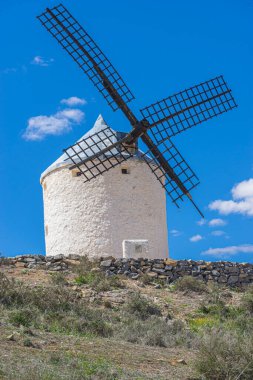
(122, 240), (149, 259)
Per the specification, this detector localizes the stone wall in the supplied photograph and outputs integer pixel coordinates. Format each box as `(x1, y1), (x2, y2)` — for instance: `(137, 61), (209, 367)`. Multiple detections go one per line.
(2, 255), (253, 287)
(99, 257), (253, 286)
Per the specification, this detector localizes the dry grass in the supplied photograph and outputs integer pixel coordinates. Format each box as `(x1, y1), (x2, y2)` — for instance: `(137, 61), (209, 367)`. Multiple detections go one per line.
(0, 325), (196, 380)
(195, 329), (253, 379)
(242, 284), (253, 314)
(123, 292), (161, 320)
(173, 275), (208, 294)
(1, 260), (253, 380)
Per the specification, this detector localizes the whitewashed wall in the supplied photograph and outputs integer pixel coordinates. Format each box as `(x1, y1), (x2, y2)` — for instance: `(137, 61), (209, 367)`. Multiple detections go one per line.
(41, 158), (169, 259)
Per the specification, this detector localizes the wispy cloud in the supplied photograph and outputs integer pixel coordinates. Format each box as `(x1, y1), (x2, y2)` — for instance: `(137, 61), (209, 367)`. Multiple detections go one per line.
(61, 97), (87, 106)
(211, 230), (225, 237)
(1, 65), (28, 75)
(2, 56), (53, 75)
(201, 244), (253, 259)
(57, 109), (84, 123)
(190, 234), (203, 243)
(197, 219), (206, 226)
(208, 218), (227, 227)
(1, 67), (18, 74)
(170, 229), (182, 237)
(209, 178), (253, 217)
(23, 108), (84, 141)
(31, 56), (54, 67)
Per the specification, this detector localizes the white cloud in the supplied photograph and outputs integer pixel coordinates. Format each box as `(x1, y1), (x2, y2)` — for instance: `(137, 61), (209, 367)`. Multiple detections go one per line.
(61, 97), (87, 106)
(23, 108), (84, 141)
(232, 179), (253, 200)
(1, 65), (27, 75)
(208, 218), (227, 227)
(189, 234), (203, 243)
(209, 178), (253, 217)
(211, 230), (225, 237)
(2, 67), (17, 74)
(201, 244), (253, 259)
(170, 229), (182, 237)
(197, 219), (206, 226)
(58, 109), (84, 123)
(31, 56), (54, 67)
(2, 56), (53, 75)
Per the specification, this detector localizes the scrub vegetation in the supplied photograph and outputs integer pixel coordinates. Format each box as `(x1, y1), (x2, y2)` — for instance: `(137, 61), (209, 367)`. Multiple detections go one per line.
(0, 259), (253, 379)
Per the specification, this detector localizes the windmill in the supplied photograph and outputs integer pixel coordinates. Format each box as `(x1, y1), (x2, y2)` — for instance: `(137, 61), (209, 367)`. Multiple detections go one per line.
(37, 3), (237, 218)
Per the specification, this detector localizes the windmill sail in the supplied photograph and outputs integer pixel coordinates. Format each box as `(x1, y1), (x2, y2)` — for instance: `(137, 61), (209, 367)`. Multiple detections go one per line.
(37, 4), (135, 112)
(143, 138), (200, 207)
(141, 76), (237, 144)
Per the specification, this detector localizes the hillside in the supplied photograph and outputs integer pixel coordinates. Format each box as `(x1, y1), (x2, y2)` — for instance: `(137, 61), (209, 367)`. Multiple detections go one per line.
(0, 255), (253, 380)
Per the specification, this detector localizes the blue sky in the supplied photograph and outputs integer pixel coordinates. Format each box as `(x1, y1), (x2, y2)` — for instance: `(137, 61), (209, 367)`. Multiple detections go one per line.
(1, 0), (253, 262)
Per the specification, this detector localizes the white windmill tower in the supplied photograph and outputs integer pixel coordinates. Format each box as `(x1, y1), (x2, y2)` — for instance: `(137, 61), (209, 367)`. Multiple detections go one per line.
(40, 115), (169, 259)
(37, 4), (237, 259)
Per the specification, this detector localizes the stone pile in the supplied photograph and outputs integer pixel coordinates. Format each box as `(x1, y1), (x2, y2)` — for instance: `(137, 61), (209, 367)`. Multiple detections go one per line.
(0, 254), (80, 271)
(1, 255), (253, 287)
(100, 257), (253, 287)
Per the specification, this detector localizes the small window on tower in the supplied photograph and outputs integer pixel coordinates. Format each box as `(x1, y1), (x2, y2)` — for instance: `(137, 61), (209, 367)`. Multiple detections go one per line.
(45, 225), (48, 235)
(121, 164), (130, 174)
(43, 182), (47, 191)
(72, 170), (82, 177)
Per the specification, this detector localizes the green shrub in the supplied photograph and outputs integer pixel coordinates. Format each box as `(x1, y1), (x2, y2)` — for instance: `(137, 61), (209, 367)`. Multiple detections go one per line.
(188, 316), (219, 332)
(87, 318), (113, 338)
(124, 293), (161, 320)
(0, 279), (81, 313)
(242, 285), (253, 314)
(23, 338), (34, 348)
(195, 329), (253, 379)
(139, 273), (153, 285)
(0, 274), (26, 306)
(104, 300), (112, 308)
(193, 285), (253, 334)
(121, 317), (167, 346)
(50, 272), (67, 285)
(201, 303), (243, 319)
(174, 276), (207, 293)
(75, 255), (99, 275)
(37, 306), (113, 338)
(31, 286), (80, 313)
(230, 313), (253, 333)
(0, 273), (79, 313)
(93, 274), (123, 292)
(74, 271), (123, 292)
(77, 356), (123, 379)
(0, 274), (114, 338)
(198, 284), (244, 321)
(9, 308), (36, 327)
(0, 256), (12, 266)
(193, 291), (246, 333)
(74, 273), (95, 285)
(50, 315), (112, 338)
(0, 351), (127, 380)
(118, 316), (191, 348)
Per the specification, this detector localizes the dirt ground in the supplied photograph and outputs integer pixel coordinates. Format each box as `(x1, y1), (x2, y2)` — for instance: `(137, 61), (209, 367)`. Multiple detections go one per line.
(0, 263), (244, 379)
